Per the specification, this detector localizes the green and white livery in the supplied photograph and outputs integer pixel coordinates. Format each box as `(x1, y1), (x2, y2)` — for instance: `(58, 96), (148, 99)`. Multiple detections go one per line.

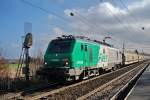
(38, 35), (123, 81)
(37, 35), (149, 81)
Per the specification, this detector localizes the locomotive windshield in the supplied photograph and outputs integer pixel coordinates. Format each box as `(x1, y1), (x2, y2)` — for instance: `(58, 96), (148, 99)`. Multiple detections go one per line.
(48, 40), (72, 53)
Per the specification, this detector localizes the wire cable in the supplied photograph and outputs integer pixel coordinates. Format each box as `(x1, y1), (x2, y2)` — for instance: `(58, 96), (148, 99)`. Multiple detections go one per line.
(111, 0), (137, 34)
(20, 0), (70, 24)
(71, 11), (110, 36)
(99, 0), (134, 35)
(119, 0), (143, 31)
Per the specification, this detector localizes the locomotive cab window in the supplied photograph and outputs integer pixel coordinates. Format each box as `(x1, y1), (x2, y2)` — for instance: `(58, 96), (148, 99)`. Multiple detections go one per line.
(85, 45), (87, 51)
(48, 40), (72, 53)
(81, 44), (84, 50)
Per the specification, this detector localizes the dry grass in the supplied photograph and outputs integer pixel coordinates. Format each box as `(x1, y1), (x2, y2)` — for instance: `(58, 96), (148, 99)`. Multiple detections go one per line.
(30, 57), (43, 75)
(0, 58), (11, 79)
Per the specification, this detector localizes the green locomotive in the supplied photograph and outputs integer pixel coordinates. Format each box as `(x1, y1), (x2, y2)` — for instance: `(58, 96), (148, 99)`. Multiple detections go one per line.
(37, 35), (146, 81)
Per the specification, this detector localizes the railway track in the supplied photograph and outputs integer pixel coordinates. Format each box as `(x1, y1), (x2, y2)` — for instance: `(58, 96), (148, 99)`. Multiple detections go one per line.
(0, 82), (59, 100)
(110, 62), (149, 100)
(78, 61), (149, 100)
(0, 61), (148, 100)
(16, 61), (148, 100)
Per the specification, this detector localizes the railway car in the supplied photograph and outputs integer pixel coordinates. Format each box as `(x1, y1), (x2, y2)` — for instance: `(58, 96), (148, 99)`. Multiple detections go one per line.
(124, 50), (147, 65)
(124, 50), (138, 65)
(37, 35), (148, 81)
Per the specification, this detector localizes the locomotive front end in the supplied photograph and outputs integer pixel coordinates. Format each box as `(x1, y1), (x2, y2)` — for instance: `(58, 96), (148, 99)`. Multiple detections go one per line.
(38, 37), (75, 81)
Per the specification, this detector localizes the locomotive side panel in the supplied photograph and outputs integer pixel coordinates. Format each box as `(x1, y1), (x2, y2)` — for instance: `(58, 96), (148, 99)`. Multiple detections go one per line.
(69, 39), (100, 79)
(107, 47), (122, 69)
(71, 39), (100, 69)
(97, 45), (108, 69)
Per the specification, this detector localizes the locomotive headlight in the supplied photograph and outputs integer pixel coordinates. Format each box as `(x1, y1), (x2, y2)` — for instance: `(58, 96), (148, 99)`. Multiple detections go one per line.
(65, 62), (69, 65)
(44, 62), (47, 65)
(63, 58), (69, 66)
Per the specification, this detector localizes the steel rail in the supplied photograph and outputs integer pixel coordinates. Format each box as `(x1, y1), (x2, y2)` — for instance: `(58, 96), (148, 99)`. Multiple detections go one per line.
(26, 62), (146, 100)
(77, 62), (149, 100)
(110, 63), (149, 100)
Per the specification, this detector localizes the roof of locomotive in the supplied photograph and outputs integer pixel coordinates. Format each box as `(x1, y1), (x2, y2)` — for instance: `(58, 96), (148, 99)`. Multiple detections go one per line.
(51, 35), (150, 56)
(54, 35), (114, 47)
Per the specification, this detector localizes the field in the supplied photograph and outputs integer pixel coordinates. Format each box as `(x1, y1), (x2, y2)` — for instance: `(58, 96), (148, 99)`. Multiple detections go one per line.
(8, 64), (18, 70)
(0, 63), (23, 78)
(9, 63), (40, 77)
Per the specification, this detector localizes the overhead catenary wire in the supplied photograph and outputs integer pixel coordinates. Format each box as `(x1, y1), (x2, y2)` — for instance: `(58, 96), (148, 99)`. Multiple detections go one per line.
(110, 0), (142, 45)
(119, 0), (150, 52)
(67, 6), (109, 34)
(98, 0), (147, 51)
(111, 0), (137, 34)
(20, 0), (119, 39)
(17, 0), (150, 55)
(98, 0), (149, 50)
(66, 1), (126, 47)
(66, 2), (128, 45)
(45, 0), (113, 38)
(42, 0), (127, 40)
(68, 9), (126, 48)
(20, 0), (71, 25)
(118, 0), (144, 31)
(97, 0), (134, 47)
(70, 11), (110, 36)
(20, 0), (131, 48)
(20, 0), (105, 37)
(20, 0), (86, 36)
(99, 0), (134, 35)
(114, 0), (148, 47)
(98, 1), (139, 50)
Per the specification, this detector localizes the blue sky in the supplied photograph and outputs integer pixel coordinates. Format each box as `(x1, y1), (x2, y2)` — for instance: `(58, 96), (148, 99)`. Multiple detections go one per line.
(1, 0), (150, 59)
(0, 0), (105, 58)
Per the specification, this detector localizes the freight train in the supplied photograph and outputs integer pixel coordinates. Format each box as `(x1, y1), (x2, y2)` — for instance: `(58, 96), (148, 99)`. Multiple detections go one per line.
(37, 35), (149, 81)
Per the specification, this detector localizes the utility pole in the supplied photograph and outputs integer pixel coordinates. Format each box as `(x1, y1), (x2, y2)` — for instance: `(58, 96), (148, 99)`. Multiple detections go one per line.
(122, 42), (125, 66)
(123, 42), (125, 54)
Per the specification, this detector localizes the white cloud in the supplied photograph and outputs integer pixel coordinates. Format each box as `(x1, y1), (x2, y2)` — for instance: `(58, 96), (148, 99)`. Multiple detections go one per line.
(62, 0), (150, 53)
(128, 0), (150, 10)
